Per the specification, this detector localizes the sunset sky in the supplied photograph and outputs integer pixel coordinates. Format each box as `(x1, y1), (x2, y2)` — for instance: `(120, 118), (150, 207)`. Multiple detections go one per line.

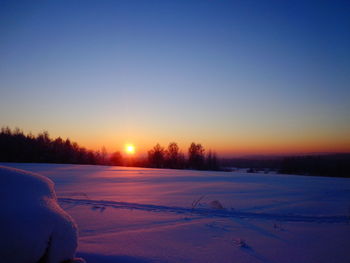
(1, 0), (349, 156)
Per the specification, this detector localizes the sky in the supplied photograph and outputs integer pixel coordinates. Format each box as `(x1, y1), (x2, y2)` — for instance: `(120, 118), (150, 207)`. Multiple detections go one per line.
(0, 0), (349, 156)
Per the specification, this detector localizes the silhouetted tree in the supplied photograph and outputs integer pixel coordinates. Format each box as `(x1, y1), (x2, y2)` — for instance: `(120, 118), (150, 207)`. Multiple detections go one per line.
(165, 142), (185, 169)
(148, 143), (165, 168)
(100, 146), (108, 164)
(206, 150), (220, 170)
(188, 142), (205, 170)
(110, 151), (123, 166)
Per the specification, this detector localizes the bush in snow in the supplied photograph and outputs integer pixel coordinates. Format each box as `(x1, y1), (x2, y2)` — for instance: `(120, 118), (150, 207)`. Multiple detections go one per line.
(0, 166), (85, 263)
(209, 200), (224, 210)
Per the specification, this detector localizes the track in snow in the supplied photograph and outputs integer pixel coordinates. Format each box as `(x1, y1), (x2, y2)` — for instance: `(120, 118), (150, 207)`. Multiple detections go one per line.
(59, 197), (349, 224)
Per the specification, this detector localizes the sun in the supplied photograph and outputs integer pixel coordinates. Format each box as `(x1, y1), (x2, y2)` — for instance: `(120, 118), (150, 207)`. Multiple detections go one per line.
(125, 144), (135, 155)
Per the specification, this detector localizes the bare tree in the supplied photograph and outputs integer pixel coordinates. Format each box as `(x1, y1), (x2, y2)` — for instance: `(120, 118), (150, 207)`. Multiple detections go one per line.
(110, 151), (123, 166)
(165, 142), (185, 169)
(188, 142), (205, 170)
(206, 150), (220, 170)
(148, 143), (165, 168)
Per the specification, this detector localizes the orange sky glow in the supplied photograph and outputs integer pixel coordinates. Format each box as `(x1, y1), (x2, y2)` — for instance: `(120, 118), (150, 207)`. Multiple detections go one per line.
(33, 126), (349, 157)
(1, 1), (349, 158)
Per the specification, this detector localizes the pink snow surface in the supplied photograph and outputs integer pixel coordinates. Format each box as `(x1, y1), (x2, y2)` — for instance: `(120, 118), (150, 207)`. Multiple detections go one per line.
(2, 163), (350, 263)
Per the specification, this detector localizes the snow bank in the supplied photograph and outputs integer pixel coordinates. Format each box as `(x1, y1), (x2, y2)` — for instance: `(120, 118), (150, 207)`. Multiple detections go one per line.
(0, 166), (85, 263)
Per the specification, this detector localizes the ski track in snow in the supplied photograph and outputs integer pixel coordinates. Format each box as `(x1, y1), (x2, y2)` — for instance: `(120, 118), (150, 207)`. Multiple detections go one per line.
(59, 197), (349, 224)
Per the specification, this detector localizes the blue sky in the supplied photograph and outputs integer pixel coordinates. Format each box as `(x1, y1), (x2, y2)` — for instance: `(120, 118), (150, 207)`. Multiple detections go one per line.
(1, 0), (349, 155)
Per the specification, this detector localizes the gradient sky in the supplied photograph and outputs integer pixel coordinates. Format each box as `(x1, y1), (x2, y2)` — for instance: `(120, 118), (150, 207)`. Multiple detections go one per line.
(1, 0), (349, 156)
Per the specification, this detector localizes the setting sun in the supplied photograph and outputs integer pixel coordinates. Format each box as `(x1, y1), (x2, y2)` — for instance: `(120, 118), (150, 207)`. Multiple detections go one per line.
(125, 144), (135, 154)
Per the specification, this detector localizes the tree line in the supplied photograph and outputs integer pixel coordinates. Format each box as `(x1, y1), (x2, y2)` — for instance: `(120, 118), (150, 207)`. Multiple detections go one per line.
(279, 154), (350, 178)
(108, 142), (220, 170)
(0, 127), (221, 171)
(145, 142), (220, 170)
(0, 127), (105, 165)
(2, 127), (349, 177)
(222, 154), (350, 178)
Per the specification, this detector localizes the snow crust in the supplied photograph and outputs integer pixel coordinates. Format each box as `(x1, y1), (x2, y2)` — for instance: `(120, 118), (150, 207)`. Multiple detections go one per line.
(0, 166), (85, 263)
(1, 163), (350, 263)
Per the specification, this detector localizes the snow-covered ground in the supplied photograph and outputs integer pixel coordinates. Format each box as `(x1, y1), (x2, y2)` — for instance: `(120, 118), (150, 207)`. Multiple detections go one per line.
(2, 163), (350, 263)
(0, 166), (84, 263)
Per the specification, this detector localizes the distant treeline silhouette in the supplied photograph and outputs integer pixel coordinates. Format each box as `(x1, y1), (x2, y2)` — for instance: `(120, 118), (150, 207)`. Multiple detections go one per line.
(279, 154), (350, 177)
(0, 127), (104, 165)
(3, 127), (347, 177)
(222, 154), (350, 178)
(145, 142), (220, 170)
(0, 127), (221, 171)
(109, 142), (220, 170)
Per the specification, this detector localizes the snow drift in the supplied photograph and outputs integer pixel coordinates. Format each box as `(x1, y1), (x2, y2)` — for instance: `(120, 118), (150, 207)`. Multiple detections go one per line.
(0, 166), (84, 263)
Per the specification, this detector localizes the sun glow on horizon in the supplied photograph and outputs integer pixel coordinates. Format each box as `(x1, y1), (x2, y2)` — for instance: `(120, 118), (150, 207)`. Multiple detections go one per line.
(125, 144), (135, 155)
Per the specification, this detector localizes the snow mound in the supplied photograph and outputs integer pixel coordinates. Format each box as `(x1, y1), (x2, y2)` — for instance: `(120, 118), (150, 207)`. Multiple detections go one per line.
(0, 166), (85, 263)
